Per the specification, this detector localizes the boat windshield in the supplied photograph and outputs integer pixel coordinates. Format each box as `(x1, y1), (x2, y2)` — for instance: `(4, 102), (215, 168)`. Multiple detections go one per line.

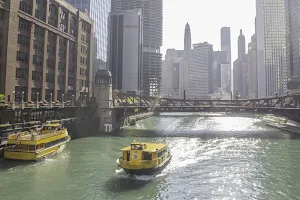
(131, 144), (143, 150)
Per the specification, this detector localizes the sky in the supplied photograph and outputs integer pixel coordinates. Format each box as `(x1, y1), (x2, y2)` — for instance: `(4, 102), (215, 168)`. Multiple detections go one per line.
(162, 0), (256, 63)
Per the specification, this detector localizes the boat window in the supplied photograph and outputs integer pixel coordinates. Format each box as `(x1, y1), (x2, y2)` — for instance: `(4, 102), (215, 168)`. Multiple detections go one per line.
(131, 144), (143, 150)
(143, 152), (152, 160)
(29, 145), (35, 151)
(157, 149), (167, 158)
(127, 151), (130, 161)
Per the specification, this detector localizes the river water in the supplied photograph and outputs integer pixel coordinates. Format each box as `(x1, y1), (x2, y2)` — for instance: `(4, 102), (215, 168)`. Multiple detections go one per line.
(1, 112), (300, 200)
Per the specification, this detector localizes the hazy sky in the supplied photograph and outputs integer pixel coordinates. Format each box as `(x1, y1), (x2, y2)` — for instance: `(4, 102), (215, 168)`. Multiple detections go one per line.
(162, 0), (256, 63)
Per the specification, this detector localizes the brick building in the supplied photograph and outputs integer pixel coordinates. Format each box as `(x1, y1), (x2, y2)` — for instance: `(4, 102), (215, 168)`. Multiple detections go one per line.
(0, 0), (93, 102)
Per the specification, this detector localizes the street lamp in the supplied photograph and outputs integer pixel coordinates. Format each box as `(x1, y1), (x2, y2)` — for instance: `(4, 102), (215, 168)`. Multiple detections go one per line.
(37, 92), (39, 103)
(50, 93), (52, 102)
(62, 94), (64, 102)
(140, 90), (143, 107)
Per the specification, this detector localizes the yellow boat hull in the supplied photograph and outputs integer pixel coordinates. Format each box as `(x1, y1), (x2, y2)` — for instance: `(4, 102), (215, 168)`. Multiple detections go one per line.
(4, 136), (70, 161)
(119, 155), (172, 175)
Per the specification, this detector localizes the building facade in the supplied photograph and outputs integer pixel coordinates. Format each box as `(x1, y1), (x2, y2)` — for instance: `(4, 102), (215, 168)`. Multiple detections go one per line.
(221, 27), (231, 64)
(0, 0), (94, 102)
(248, 34), (258, 98)
(238, 29), (246, 60)
(184, 23), (191, 55)
(181, 43), (211, 99)
(66, 0), (110, 86)
(220, 63), (231, 93)
(111, 0), (163, 97)
(161, 49), (181, 98)
(107, 9), (142, 93)
(256, 0), (287, 97)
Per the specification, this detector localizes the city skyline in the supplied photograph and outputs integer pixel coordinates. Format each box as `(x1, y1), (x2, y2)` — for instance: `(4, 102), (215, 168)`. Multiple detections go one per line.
(162, 0), (256, 62)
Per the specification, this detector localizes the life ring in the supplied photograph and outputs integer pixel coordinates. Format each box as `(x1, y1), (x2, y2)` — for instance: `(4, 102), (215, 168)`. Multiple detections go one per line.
(132, 153), (139, 160)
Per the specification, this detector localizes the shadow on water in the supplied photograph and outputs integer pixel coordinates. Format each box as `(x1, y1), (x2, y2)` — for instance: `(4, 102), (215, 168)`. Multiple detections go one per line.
(0, 159), (35, 170)
(105, 174), (152, 193)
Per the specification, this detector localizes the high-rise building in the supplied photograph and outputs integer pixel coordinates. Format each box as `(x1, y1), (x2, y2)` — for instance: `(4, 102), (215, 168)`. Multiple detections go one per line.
(111, 0), (163, 97)
(220, 63), (231, 93)
(233, 29), (248, 97)
(248, 34), (258, 98)
(256, 0), (287, 97)
(221, 27), (231, 64)
(180, 43), (211, 99)
(107, 9), (142, 93)
(66, 0), (111, 79)
(0, 0), (94, 102)
(161, 49), (181, 98)
(212, 51), (228, 91)
(184, 23), (191, 55)
(238, 29), (246, 60)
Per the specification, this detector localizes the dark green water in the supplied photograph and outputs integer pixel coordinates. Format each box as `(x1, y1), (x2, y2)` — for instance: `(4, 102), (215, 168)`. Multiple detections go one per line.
(1, 112), (300, 200)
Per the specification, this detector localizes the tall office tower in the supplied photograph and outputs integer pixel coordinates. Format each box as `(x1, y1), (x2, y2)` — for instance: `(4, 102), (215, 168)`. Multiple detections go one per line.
(161, 49), (181, 98)
(0, 0), (94, 102)
(248, 34), (258, 98)
(183, 42), (211, 99)
(221, 27), (231, 64)
(107, 9), (142, 93)
(238, 29), (246, 60)
(66, 0), (111, 79)
(212, 51), (228, 90)
(184, 23), (191, 55)
(285, 0), (300, 94)
(256, 0), (287, 97)
(111, 0), (163, 96)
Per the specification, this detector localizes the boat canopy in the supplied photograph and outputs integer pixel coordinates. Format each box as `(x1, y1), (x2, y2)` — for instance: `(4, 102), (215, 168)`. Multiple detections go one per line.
(121, 142), (167, 153)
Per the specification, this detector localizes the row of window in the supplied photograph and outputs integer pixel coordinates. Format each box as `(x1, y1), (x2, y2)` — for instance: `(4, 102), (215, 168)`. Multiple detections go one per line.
(19, 2), (32, 15)
(80, 68), (88, 76)
(81, 45), (88, 54)
(80, 56), (88, 65)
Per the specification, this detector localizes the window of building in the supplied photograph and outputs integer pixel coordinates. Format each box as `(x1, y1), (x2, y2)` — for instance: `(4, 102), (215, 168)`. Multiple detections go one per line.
(19, 18), (30, 31)
(35, 10), (45, 21)
(16, 68), (28, 79)
(48, 17), (57, 27)
(59, 49), (65, 58)
(16, 51), (28, 63)
(69, 42), (75, 53)
(49, 4), (57, 14)
(47, 45), (55, 56)
(58, 75), (65, 84)
(32, 71), (42, 81)
(36, 0), (45, 6)
(68, 65), (74, 73)
(46, 73), (54, 83)
(48, 32), (56, 43)
(19, 2), (32, 15)
(33, 55), (43, 66)
(68, 78), (74, 86)
(34, 25), (44, 37)
(69, 53), (75, 63)
(34, 40), (44, 51)
(59, 37), (66, 48)
(17, 34), (29, 46)
(46, 59), (55, 68)
(58, 62), (65, 72)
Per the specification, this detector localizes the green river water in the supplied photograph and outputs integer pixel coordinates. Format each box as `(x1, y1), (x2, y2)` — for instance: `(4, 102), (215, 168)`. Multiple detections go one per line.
(1, 112), (300, 200)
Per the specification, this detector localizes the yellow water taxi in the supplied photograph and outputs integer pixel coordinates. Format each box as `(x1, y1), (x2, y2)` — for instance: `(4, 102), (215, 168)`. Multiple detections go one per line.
(118, 141), (171, 175)
(4, 123), (70, 161)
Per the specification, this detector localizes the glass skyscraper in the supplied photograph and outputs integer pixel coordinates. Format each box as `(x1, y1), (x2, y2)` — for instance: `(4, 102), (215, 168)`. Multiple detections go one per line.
(256, 0), (287, 97)
(67, 0), (110, 65)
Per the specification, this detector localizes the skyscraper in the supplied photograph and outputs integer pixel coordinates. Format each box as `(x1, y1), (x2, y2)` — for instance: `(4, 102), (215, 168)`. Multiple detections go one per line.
(256, 0), (287, 97)
(107, 9), (142, 93)
(111, 0), (163, 97)
(221, 27), (231, 64)
(184, 23), (191, 55)
(285, 0), (300, 78)
(66, 0), (111, 77)
(238, 29), (246, 60)
(248, 34), (258, 98)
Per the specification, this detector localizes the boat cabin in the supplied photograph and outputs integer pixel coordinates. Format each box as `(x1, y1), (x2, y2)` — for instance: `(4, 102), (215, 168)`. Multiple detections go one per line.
(41, 124), (64, 134)
(121, 142), (169, 162)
